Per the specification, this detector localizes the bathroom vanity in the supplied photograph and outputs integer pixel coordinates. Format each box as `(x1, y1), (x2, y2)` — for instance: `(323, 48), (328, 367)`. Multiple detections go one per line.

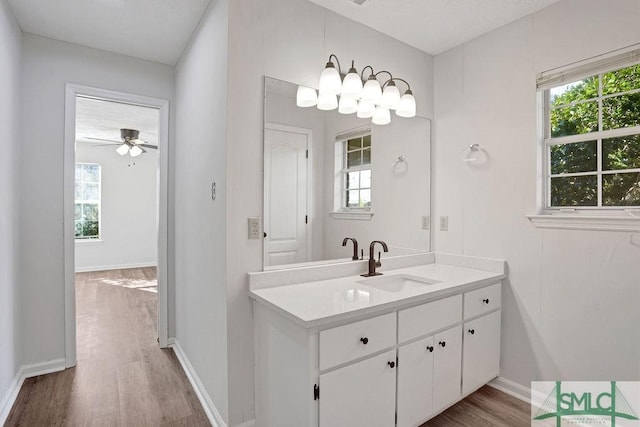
(249, 253), (505, 427)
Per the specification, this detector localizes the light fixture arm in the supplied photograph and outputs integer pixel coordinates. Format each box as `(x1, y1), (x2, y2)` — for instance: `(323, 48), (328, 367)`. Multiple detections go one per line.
(360, 65), (375, 80)
(328, 54), (343, 75)
(374, 70), (393, 81)
(388, 77), (412, 92)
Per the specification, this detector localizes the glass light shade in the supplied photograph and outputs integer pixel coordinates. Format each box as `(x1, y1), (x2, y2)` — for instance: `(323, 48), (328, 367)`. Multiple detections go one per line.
(362, 77), (382, 103)
(318, 63), (342, 95)
(338, 96), (358, 114)
(296, 86), (318, 107)
(342, 71), (363, 99)
(116, 144), (129, 156)
(396, 90), (416, 118)
(317, 91), (338, 110)
(129, 145), (143, 157)
(381, 83), (401, 110)
(356, 100), (374, 118)
(372, 106), (391, 125)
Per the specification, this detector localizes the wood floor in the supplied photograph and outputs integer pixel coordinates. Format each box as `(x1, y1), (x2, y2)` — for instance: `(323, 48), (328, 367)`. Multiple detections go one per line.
(5, 267), (209, 426)
(5, 267), (529, 427)
(423, 385), (531, 426)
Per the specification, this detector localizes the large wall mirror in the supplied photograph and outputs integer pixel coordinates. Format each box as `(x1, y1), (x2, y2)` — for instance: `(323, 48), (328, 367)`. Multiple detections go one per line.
(263, 76), (431, 270)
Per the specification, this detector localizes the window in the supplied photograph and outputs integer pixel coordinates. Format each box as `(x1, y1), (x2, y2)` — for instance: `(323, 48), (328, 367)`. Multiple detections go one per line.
(341, 133), (372, 209)
(75, 163), (101, 239)
(540, 53), (640, 210)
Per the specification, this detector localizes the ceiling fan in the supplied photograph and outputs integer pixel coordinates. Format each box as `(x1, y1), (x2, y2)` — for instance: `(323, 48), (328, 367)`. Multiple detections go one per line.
(86, 128), (158, 157)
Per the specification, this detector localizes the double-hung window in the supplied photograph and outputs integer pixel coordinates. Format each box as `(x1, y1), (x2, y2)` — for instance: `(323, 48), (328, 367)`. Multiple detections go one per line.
(339, 131), (372, 210)
(75, 163), (101, 239)
(539, 50), (640, 211)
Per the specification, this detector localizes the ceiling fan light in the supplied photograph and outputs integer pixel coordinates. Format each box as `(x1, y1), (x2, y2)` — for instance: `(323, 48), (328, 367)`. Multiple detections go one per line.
(318, 62), (342, 95)
(356, 100), (374, 118)
(381, 82), (401, 110)
(362, 76), (382, 103)
(130, 145), (143, 157)
(342, 67), (363, 99)
(296, 86), (318, 107)
(372, 106), (391, 125)
(317, 91), (338, 111)
(396, 90), (416, 118)
(116, 144), (129, 156)
(338, 96), (358, 114)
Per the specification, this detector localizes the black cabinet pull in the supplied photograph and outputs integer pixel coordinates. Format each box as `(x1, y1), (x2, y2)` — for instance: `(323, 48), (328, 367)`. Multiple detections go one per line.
(360, 337), (369, 345)
(468, 329), (475, 335)
(482, 298), (490, 304)
(426, 346), (434, 352)
(439, 341), (446, 348)
(388, 361), (395, 368)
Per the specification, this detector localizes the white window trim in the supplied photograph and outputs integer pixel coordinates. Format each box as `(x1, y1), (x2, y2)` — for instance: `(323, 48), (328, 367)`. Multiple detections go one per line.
(531, 45), (640, 232)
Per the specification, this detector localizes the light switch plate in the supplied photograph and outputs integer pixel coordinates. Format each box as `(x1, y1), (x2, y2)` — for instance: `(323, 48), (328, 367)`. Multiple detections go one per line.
(422, 215), (430, 230)
(248, 217), (261, 239)
(440, 216), (449, 231)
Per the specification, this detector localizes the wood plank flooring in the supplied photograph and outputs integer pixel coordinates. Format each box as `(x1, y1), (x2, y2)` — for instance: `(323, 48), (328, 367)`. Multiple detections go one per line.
(5, 267), (530, 427)
(423, 385), (531, 427)
(5, 267), (210, 426)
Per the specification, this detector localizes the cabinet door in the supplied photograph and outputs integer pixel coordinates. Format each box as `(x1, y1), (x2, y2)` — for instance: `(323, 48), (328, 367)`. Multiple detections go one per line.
(319, 349), (396, 427)
(432, 325), (462, 412)
(462, 310), (501, 395)
(397, 336), (434, 427)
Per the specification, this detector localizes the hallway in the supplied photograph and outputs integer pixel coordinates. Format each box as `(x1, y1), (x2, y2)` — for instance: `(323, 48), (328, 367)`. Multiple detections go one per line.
(5, 268), (209, 426)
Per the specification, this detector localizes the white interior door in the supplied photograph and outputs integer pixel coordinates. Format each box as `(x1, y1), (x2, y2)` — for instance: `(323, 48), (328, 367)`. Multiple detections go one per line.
(264, 124), (310, 267)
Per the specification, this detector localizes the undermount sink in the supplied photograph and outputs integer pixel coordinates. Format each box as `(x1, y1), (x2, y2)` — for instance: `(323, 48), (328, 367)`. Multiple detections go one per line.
(357, 274), (440, 293)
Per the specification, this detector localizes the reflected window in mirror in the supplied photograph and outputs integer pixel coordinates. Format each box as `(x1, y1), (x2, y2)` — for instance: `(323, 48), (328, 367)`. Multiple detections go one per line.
(336, 130), (372, 211)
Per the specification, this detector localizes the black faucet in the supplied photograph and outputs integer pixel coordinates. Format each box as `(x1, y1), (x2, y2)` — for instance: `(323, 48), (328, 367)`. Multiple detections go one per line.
(342, 237), (360, 261)
(361, 240), (389, 277)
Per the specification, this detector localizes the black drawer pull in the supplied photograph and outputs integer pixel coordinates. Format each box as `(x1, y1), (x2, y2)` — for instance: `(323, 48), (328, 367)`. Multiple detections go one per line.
(482, 298), (490, 304)
(388, 361), (395, 368)
(468, 329), (475, 335)
(439, 341), (446, 348)
(360, 337), (369, 345)
(426, 346), (434, 352)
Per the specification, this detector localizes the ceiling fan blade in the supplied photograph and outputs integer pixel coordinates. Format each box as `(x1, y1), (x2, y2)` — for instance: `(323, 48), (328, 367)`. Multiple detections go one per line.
(142, 144), (158, 150)
(85, 136), (122, 143)
(130, 141), (147, 153)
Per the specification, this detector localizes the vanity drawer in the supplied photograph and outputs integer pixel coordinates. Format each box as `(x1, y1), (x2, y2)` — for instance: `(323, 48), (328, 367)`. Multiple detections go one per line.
(398, 295), (462, 344)
(319, 312), (396, 371)
(463, 283), (501, 319)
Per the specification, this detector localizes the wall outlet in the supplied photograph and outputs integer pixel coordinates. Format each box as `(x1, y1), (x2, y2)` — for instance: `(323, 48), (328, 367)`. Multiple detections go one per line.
(248, 217), (261, 239)
(421, 215), (430, 230)
(439, 216), (449, 231)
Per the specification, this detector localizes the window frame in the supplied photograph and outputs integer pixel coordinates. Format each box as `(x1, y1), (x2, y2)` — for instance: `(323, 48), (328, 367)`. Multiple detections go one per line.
(539, 49), (640, 215)
(74, 162), (102, 240)
(341, 134), (372, 211)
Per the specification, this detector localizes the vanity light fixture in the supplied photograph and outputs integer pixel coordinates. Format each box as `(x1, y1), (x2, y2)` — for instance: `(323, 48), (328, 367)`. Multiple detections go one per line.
(296, 54), (417, 125)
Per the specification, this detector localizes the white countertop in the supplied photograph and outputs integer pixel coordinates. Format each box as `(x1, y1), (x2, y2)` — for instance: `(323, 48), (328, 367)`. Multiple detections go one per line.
(249, 256), (505, 328)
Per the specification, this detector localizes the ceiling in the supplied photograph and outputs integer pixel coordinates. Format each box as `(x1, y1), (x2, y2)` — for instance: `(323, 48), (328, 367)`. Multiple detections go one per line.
(7, 0), (560, 66)
(308, 0), (560, 55)
(75, 96), (159, 147)
(7, 0), (211, 65)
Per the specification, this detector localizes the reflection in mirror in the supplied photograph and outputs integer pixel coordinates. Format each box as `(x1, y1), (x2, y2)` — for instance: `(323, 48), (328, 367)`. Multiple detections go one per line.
(263, 77), (431, 270)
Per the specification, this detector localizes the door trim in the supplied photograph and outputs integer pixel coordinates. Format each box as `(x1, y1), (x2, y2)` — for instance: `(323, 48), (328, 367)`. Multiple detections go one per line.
(64, 84), (170, 368)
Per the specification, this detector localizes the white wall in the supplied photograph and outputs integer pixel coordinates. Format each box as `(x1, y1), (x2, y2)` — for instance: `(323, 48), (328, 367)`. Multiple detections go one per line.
(19, 34), (174, 366)
(173, 0), (229, 422)
(0, 0), (21, 414)
(75, 142), (158, 271)
(433, 0), (640, 389)
(226, 0), (433, 423)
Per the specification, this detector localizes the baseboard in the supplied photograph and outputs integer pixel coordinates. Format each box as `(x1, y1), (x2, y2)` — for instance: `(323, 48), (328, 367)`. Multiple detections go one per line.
(0, 358), (66, 424)
(489, 376), (531, 403)
(170, 339), (227, 427)
(75, 262), (157, 273)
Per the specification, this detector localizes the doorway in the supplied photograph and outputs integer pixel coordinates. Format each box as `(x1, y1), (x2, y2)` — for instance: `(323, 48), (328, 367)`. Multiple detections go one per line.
(64, 85), (170, 367)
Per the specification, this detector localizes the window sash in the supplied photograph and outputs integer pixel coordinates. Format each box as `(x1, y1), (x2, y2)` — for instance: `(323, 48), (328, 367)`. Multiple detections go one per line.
(75, 163), (101, 238)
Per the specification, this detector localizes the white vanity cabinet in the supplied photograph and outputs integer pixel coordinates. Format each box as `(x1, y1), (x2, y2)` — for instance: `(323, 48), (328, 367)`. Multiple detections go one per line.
(253, 281), (502, 427)
(462, 283), (502, 396)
